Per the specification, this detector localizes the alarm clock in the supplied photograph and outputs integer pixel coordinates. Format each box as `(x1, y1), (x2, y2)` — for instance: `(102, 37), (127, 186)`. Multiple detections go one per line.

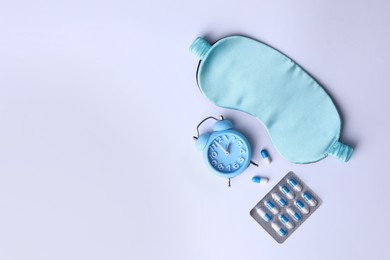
(193, 115), (257, 186)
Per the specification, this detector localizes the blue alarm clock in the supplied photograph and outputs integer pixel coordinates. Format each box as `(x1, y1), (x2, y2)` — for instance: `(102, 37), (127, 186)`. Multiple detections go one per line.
(193, 116), (257, 186)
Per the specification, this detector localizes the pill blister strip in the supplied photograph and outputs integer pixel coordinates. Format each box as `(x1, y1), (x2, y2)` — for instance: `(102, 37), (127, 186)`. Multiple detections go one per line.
(250, 171), (322, 244)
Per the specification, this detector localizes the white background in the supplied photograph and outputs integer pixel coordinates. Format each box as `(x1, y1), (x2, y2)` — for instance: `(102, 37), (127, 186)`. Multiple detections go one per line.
(1, 0), (390, 259)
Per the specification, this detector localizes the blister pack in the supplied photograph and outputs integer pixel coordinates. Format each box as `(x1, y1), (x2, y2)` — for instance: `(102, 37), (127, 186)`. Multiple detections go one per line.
(250, 171), (322, 243)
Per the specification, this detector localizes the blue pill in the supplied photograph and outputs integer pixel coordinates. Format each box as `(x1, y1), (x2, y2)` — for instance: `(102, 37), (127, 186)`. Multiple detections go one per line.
(272, 193), (287, 207)
(280, 214), (294, 229)
(287, 178), (302, 191)
(256, 207), (272, 222)
(302, 192), (317, 207)
(264, 200), (279, 214)
(295, 200), (309, 214)
(271, 222), (287, 237)
(280, 185), (294, 199)
(287, 208), (302, 222)
(260, 149), (271, 164)
(252, 176), (269, 185)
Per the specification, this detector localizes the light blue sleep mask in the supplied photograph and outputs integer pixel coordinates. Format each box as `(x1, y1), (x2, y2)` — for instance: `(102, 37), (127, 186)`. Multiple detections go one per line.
(190, 36), (353, 164)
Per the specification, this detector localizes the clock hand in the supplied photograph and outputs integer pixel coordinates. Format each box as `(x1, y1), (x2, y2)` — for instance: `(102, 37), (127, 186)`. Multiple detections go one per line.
(226, 142), (231, 153)
(215, 141), (229, 156)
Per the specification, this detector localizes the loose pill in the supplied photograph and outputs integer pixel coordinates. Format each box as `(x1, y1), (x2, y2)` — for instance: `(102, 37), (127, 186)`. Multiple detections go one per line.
(287, 178), (302, 191)
(260, 149), (272, 164)
(302, 192), (317, 207)
(295, 200), (310, 214)
(280, 214), (294, 229)
(272, 193), (287, 207)
(252, 176), (269, 185)
(286, 207), (302, 222)
(280, 185), (294, 199)
(264, 200), (279, 214)
(271, 222), (287, 237)
(256, 207), (272, 222)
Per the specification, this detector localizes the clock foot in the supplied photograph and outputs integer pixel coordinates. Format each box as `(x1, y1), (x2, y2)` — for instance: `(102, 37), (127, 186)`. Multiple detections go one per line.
(250, 161), (259, 167)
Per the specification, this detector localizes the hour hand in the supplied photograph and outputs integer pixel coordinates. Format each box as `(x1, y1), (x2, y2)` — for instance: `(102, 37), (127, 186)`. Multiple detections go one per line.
(226, 143), (231, 153)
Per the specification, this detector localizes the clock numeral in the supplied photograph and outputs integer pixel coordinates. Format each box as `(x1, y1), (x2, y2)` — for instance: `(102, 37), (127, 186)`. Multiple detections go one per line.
(233, 163), (240, 169)
(226, 164), (231, 171)
(218, 164), (224, 171)
(238, 157), (245, 163)
(237, 141), (243, 147)
(211, 160), (218, 167)
(231, 136), (236, 142)
(240, 148), (246, 154)
(215, 137), (222, 143)
(223, 135), (229, 141)
(211, 143), (217, 150)
(209, 152), (218, 159)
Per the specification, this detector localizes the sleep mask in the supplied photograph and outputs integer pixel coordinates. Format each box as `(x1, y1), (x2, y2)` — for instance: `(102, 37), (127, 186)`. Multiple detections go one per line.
(190, 36), (353, 164)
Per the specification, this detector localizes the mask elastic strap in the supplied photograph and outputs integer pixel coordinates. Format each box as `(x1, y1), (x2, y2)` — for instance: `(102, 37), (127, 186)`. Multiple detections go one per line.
(326, 141), (354, 162)
(189, 37), (211, 60)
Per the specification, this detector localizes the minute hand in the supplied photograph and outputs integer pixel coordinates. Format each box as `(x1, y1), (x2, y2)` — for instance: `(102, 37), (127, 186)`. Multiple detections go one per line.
(215, 141), (229, 156)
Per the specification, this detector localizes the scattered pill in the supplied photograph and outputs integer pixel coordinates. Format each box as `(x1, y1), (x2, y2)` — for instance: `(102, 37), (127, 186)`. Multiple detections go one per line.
(302, 192), (317, 207)
(280, 185), (294, 199)
(272, 193), (287, 207)
(256, 207), (272, 222)
(260, 149), (272, 164)
(264, 200), (279, 214)
(287, 178), (302, 191)
(271, 222), (287, 237)
(295, 200), (310, 214)
(280, 214), (294, 229)
(286, 207), (302, 222)
(252, 176), (269, 185)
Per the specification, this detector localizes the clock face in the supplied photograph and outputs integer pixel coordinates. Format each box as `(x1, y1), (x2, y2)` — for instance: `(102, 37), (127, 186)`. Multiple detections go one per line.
(206, 131), (251, 177)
